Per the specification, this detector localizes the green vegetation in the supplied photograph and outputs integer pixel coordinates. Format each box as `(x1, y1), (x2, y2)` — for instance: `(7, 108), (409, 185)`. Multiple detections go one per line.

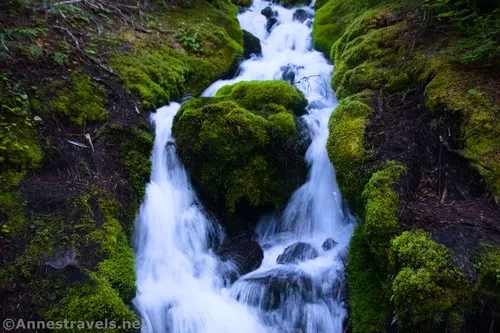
(326, 100), (371, 209)
(215, 80), (308, 116)
(316, 0), (500, 331)
(424, 57), (500, 198)
(113, 0), (243, 110)
(173, 81), (306, 220)
(53, 73), (108, 125)
(109, 124), (154, 226)
(346, 161), (405, 333)
(391, 231), (468, 331)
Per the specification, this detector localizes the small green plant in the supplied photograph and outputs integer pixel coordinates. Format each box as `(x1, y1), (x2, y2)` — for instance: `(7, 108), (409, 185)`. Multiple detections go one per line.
(52, 51), (69, 66)
(176, 28), (202, 53)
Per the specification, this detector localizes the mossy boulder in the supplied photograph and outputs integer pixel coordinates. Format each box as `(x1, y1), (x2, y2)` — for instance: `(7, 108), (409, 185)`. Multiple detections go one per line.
(278, 0), (310, 8)
(173, 81), (308, 233)
(215, 80), (308, 116)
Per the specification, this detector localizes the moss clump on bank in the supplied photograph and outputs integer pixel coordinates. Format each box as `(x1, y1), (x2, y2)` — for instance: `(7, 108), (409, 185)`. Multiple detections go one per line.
(326, 100), (371, 209)
(173, 81), (307, 227)
(391, 231), (469, 331)
(53, 73), (108, 125)
(113, 0), (243, 110)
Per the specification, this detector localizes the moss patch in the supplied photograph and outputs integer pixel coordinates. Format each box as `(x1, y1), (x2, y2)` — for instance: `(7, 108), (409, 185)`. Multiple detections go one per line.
(215, 80), (308, 116)
(53, 73), (108, 125)
(113, 0), (243, 110)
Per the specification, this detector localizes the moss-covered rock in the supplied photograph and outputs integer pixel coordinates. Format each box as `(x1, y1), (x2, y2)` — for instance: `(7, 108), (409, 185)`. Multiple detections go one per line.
(326, 100), (372, 209)
(278, 0), (310, 8)
(173, 81), (308, 232)
(242, 30), (262, 58)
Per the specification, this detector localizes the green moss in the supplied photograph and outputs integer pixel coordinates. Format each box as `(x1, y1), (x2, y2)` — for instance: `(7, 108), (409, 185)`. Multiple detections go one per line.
(173, 82), (305, 217)
(45, 273), (137, 332)
(361, 161), (405, 261)
(109, 124), (153, 224)
(330, 12), (414, 100)
(424, 57), (500, 199)
(39, 189), (136, 326)
(347, 226), (390, 333)
(53, 73), (108, 125)
(0, 79), (42, 190)
(0, 78), (42, 239)
(327, 100), (372, 209)
(90, 196), (136, 303)
(215, 80), (308, 115)
(390, 231), (468, 331)
(346, 161), (405, 332)
(113, 0), (243, 109)
(278, 0), (310, 8)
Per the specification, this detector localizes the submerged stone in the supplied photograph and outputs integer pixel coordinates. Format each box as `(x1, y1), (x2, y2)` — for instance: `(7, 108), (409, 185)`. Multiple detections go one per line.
(293, 9), (313, 23)
(322, 238), (338, 251)
(277, 242), (319, 264)
(266, 17), (278, 32)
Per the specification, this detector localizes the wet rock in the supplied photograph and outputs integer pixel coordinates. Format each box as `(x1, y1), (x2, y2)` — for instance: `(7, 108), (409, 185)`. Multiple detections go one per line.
(261, 6), (275, 19)
(281, 64), (304, 85)
(242, 30), (262, 58)
(293, 9), (313, 23)
(322, 238), (338, 251)
(277, 242), (319, 264)
(266, 17), (278, 32)
(234, 268), (315, 310)
(215, 236), (264, 277)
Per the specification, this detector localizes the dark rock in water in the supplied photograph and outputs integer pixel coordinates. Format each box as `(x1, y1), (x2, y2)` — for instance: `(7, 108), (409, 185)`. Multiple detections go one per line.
(293, 9), (313, 23)
(266, 17), (278, 32)
(215, 236), (264, 277)
(281, 63), (304, 85)
(322, 238), (338, 251)
(234, 268), (315, 310)
(261, 6), (275, 19)
(277, 242), (319, 264)
(242, 30), (262, 59)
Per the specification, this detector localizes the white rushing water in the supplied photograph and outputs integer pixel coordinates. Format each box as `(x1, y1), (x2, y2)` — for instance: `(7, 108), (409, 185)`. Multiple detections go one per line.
(134, 1), (355, 332)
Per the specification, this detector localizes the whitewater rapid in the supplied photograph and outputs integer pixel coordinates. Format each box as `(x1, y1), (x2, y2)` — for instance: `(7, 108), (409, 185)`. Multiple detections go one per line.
(133, 1), (355, 332)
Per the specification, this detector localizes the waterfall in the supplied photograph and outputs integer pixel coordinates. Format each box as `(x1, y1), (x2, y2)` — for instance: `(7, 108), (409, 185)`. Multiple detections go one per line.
(134, 1), (355, 332)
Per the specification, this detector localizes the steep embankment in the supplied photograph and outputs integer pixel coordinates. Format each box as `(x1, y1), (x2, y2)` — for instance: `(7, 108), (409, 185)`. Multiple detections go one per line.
(313, 0), (499, 332)
(0, 0), (246, 328)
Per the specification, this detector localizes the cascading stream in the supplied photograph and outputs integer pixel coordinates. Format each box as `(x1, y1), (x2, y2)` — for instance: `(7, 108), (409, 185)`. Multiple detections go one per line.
(134, 1), (355, 332)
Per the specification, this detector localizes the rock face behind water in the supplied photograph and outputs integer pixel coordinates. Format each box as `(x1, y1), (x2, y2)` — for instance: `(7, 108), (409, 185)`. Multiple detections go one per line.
(216, 237), (264, 277)
(242, 30), (262, 58)
(277, 242), (319, 264)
